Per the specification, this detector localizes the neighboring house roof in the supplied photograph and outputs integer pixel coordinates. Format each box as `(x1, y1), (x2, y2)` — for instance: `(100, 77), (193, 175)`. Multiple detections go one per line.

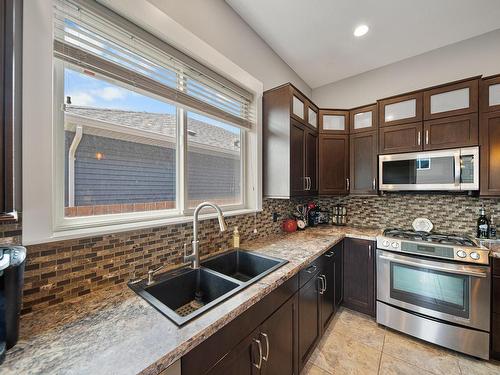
(64, 105), (241, 153)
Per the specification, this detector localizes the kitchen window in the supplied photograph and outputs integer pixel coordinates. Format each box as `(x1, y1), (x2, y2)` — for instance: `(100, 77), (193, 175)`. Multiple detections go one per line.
(22, 0), (261, 243)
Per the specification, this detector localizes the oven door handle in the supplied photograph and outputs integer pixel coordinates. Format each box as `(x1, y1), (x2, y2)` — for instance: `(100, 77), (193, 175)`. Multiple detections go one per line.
(378, 254), (489, 278)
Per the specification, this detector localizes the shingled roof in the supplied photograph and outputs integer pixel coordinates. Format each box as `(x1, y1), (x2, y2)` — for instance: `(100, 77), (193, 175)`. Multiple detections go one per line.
(64, 105), (241, 152)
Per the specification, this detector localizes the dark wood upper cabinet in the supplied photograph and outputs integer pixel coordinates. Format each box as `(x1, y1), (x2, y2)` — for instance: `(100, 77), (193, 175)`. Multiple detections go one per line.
(480, 110), (500, 196)
(319, 134), (349, 195)
(379, 92), (423, 127)
(306, 100), (319, 130)
(480, 74), (500, 113)
(350, 104), (378, 134)
(423, 113), (478, 150)
(319, 109), (349, 134)
(343, 238), (375, 317)
(379, 122), (423, 154)
(263, 84), (318, 198)
(423, 78), (479, 120)
(0, 0), (22, 216)
(350, 131), (378, 195)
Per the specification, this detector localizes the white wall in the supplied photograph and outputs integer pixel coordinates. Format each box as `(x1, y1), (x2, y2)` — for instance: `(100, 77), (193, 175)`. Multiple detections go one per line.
(147, 0), (311, 96)
(312, 29), (500, 109)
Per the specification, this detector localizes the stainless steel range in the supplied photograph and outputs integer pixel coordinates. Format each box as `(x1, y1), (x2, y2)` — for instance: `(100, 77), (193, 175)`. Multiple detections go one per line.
(376, 229), (491, 359)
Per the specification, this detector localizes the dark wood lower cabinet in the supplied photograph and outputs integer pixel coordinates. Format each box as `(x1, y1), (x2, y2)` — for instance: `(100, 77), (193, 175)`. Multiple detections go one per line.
(333, 242), (344, 309)
(298, 271), (321, 370)
(343, 238), (375, 316)
(491, 258), (500, 360)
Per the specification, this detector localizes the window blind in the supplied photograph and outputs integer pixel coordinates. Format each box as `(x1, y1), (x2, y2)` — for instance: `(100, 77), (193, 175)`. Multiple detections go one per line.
(53, 0), (255, 128)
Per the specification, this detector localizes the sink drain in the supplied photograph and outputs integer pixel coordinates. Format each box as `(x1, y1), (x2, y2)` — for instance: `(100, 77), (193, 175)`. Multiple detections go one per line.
(175, 301), (201, 317)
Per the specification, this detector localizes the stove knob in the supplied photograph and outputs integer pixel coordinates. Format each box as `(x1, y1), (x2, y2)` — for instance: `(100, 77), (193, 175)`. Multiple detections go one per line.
(470, 252), (480, 260)
(382, 240), (390, 247)
(456, 250), (467, 258)
(391, 242), (399, 249)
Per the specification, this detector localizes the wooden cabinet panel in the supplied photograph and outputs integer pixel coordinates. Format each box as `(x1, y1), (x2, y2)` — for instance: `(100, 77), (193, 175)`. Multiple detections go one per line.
(379, 92), (423, 127)
(492, 313), (500, 360)
(333, 243), (343, 309)
(207, 330), (260, 375)
(424, 79), (479, 120)
(350, 104), (378, 134)
(493, 276), (500, 314)
(298, 273), (321, 369)
(350, 131), (378, 195)
(343, 238), (375, 316)
(305, 130), (318, 194)
(260, 295), (297, 375)
(319, 109), (349, 134)
(319, 135), (349, 195)
(379, 122), (423, 154)
(290, 120), (306, 196)
(480, 111), (500, 196)
(320, 251), (335, 332)
(480, 75), (500, 113)
(423, 113), (478, 150)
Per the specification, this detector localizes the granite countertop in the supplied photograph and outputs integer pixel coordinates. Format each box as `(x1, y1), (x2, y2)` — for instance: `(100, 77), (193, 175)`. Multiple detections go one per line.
(3, 226), (379, 375)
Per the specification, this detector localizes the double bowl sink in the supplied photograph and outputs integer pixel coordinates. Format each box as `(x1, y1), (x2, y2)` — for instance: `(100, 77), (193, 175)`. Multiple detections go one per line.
(128, 249), (288, 326)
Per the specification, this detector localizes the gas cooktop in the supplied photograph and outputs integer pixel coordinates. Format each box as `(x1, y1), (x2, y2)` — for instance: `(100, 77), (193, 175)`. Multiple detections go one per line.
(382, 228), (478, 247)
(378, 228), (489, 265)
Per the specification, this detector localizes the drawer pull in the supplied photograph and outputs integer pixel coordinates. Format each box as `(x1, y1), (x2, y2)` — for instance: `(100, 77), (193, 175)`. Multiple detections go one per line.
(252, 338), (263, 369)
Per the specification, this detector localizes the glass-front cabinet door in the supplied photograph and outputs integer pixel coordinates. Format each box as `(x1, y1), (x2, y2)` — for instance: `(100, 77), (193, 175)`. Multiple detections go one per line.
(319, 109), (349, 134)
(307, 102), (318, 129)
(379, 92), (423, 127)
(350, 104), (378, 134)
(480, 75), (500, 113)
(292, 94), (305, 121)
(424, 79), (479, 120)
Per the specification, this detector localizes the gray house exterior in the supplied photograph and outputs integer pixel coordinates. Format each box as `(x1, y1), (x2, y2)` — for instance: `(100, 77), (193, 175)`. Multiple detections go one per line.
(64, 106), (241, 213)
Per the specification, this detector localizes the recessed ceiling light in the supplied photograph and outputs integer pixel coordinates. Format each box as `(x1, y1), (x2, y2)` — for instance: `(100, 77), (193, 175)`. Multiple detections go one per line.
(354, 24), (369, 37)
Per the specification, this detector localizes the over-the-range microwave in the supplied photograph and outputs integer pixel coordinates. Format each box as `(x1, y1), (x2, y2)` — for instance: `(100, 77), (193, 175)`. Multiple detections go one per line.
(379, 147), (479, 191)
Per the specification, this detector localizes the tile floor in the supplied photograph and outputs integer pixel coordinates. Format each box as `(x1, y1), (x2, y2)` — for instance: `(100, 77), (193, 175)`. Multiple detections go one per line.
(303, 307), (500, 375)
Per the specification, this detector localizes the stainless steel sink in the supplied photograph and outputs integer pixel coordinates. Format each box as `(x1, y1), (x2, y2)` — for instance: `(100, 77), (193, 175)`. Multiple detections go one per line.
(128, 249), (287, 326)
(128, 250), (287, 326)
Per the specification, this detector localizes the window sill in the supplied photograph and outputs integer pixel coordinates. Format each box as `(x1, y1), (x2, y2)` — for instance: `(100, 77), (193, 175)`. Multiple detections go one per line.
(31, 208), (261, 245)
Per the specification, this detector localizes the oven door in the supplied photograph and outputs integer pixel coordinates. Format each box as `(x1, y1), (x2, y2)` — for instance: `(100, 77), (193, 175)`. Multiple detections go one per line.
(376, 249), (490, 331)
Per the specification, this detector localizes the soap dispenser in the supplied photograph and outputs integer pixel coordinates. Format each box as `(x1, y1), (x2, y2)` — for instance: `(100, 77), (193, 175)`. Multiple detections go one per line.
(233, 226), (240, 248)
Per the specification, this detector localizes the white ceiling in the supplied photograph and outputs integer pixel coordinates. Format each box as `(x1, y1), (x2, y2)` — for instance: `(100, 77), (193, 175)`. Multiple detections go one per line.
(225, 0), (500, 89)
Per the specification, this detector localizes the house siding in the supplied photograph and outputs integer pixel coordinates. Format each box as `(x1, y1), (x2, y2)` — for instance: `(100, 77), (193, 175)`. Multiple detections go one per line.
(65, 132), (240, 206)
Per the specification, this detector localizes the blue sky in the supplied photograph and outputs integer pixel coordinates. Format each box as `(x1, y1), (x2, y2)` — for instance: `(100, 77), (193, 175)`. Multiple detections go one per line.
(64, 68), (240, 134)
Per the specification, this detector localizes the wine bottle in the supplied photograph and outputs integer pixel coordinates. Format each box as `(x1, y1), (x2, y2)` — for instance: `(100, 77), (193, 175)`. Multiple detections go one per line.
(477, 207), (490, 239)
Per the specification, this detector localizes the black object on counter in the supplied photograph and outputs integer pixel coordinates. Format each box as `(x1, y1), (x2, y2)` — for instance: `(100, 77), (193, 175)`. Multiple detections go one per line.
(477, 207), (490, 239)
(0, 246), (26, 365)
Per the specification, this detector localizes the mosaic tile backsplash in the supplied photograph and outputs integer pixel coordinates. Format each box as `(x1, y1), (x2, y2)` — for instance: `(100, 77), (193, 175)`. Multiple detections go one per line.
(0, 194), (498, 314)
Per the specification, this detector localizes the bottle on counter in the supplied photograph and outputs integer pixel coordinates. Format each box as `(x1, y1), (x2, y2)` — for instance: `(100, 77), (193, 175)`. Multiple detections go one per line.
(490, 215), (497, 240)
(477, 207), (490, 239)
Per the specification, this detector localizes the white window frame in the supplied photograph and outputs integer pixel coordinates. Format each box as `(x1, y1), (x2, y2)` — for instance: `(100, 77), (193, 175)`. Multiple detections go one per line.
(23, 0), (263, 244)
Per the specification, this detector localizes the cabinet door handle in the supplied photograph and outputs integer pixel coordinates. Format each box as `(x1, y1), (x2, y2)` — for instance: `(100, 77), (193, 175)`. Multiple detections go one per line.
(368, 245), (372, 259)
(372, 178), (376, 190)
(307, 177), (311, 191)
(260, 333), (270, 362)
(425, 130), (429, 145)
(323, 274), (327, 292)
(306, 264), (318, 274)
(417, 131), (421, 145)
(325, 251), (334, 258)
(252, 338), (263, 369)
(303, 177), (307, 191)
(319, 275), (326, 294)
(346, 178), (350, 191)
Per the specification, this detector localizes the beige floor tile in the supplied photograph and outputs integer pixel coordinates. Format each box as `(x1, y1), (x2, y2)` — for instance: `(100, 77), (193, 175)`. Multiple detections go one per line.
(309, 328), (381, 375)
(379, 353), (434, 375)
(302, 361), (332, 375)
(332, 308), (386, 351)
(457, 355), (500, 375)
(382, 330), (460, 375)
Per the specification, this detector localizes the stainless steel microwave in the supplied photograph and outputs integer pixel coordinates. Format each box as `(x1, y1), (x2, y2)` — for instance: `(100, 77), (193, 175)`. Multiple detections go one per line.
(379, 147), (479, 191)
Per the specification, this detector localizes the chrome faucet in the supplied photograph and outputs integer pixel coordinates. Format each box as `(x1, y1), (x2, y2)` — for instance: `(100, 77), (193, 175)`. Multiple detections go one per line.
(184, 202), (228, 269)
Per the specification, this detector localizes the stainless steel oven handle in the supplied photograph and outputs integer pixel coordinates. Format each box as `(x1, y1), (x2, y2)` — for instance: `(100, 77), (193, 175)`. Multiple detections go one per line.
(454, 153), (461, 186)
(378, 254), (488, 278)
